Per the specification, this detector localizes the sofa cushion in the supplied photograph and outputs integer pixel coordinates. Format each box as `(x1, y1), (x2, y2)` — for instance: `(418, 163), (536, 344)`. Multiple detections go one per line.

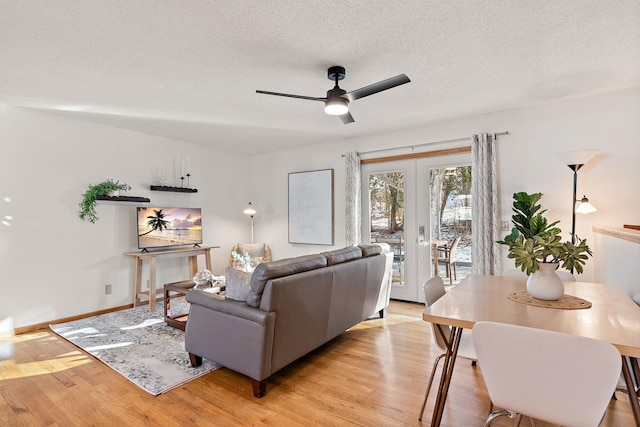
(372, 242), (391, 254)
(321, 246), (362, 265)
(224, 266), (252, 301)
(358, 244), (383, 257)
(245, 254), (327, 308)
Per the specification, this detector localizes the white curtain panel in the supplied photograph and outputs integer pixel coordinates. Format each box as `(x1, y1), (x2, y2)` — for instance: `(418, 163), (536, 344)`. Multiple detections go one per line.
(471, 133), (501, 275)
(345, 151), (361, 246)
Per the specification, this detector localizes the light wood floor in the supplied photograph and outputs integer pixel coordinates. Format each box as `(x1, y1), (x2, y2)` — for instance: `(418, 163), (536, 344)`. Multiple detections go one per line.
(0, 301), (634, 426)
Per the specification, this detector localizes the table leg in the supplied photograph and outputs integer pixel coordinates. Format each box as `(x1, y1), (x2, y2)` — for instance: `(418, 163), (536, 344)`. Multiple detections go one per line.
(622, 356), (640, 426)
(164, 286), (170, 324)
(133, 257), (143, 307)
(149, 257), (156, 312)
(430, 326), (462, 426)
(204, 248), (212, 271)
(189, 255), (198, 277)
(631, 356), (640, 389)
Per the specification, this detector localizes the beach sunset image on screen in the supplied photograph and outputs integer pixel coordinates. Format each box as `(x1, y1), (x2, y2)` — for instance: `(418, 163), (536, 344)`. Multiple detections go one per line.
(137, 207), (202, 249)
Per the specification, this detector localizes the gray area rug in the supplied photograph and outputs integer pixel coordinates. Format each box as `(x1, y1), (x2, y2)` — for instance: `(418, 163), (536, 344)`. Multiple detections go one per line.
(49, 298), (219, 395)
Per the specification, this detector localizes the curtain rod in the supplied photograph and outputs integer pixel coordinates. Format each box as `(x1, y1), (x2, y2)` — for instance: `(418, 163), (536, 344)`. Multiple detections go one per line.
(342, 131), (509, 157)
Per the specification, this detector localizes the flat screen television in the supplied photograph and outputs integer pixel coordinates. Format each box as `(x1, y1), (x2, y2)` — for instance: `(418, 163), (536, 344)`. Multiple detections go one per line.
(137, 207), (203, 251)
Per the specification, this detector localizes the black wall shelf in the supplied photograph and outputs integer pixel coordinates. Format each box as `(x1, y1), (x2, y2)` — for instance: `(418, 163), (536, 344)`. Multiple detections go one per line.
(96, 195), (151, 203)
(150, 186), (198, 193)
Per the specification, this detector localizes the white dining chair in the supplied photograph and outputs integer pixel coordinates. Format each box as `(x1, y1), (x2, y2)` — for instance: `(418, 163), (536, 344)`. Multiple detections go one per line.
(472, 321), (621, 427)
(418, 276), (477, 421)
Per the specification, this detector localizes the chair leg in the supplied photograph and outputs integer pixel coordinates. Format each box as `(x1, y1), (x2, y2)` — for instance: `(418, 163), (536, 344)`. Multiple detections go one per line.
(483, 409), (512, 427)
(418, 353), (446, 421)
(452, 262), (457, 282)
(513, 413), (523, 427)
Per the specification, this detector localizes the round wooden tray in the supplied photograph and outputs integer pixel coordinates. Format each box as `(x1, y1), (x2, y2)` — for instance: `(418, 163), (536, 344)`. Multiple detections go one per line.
(507, 290), (592, 310)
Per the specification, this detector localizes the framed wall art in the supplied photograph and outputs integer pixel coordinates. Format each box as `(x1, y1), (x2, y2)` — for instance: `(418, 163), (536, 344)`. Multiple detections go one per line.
(288, 169), (334, 245)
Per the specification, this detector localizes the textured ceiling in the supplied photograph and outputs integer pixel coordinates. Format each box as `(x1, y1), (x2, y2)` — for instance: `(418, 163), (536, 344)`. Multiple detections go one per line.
(1, 1), (639, 154)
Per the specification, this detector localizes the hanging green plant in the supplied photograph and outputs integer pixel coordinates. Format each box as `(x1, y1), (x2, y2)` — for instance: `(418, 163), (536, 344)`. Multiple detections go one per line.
(79, 179), (131, 223)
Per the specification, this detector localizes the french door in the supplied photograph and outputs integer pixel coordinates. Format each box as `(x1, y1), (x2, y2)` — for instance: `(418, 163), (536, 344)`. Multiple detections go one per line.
(361, 152), (472, 303)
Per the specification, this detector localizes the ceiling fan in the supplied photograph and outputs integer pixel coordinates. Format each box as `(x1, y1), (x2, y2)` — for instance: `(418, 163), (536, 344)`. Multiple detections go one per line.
(256, 66), (411, 124)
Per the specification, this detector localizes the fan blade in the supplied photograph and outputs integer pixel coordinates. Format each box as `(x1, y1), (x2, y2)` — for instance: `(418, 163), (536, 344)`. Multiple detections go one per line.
(346, 74), (411, 101)
(339, 111), (355, 124)
(256, 90), (325, 102)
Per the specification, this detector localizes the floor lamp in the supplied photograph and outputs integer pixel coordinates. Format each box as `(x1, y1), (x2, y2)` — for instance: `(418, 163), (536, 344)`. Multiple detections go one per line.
(556, 150), (599, 244)
(243, 202), (256, 244)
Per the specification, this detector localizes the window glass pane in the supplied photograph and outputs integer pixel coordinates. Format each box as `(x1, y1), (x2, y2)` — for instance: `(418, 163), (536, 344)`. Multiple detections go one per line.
(429, 166), (472, 287)
(369, 171), (405, 286)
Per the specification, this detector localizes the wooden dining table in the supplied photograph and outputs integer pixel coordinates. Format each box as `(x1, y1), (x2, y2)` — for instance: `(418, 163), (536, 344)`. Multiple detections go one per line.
(422, 274), (640, 426)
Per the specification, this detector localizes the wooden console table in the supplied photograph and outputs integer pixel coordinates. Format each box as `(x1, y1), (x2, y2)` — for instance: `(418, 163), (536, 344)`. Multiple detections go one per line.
(124, 245), (219, 311)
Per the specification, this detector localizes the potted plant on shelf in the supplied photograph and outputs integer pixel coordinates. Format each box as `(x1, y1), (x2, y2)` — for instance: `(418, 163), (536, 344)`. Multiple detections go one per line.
(78, 179), (132, 223)
(497, 192), (592, 300)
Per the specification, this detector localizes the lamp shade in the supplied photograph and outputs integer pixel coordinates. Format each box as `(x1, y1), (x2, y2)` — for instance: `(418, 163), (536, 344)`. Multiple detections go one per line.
(243, 202), (256, 216)
(555, 149), (599, 167)
(576, 196), (597, 214)
(324, 97), (349, 115)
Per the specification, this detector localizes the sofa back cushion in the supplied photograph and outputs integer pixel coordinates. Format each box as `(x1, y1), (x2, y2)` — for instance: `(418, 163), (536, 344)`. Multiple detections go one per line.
(320, 246), (362, 265)
(246, 254), (327, 307)
(358, 244), (383, 257)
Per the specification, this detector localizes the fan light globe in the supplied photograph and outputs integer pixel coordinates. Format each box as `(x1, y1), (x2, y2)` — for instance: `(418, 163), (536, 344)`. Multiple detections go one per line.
(324, 98), (349, 115)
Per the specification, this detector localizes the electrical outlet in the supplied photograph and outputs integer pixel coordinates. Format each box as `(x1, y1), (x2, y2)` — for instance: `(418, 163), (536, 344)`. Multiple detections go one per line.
(105, 284), (112, 295)
(501, 220), (510, 231)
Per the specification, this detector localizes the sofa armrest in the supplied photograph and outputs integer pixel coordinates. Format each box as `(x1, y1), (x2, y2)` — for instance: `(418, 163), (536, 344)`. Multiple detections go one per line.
(374, 251), (394, 316)
(185, 290), (276, 382)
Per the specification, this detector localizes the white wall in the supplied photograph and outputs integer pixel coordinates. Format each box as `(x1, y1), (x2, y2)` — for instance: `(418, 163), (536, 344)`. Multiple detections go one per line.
(593, 229), (640, 297)
(0, 107), (250, 328)
(251, 87), (640, 281)
(3, 87), (638, 328)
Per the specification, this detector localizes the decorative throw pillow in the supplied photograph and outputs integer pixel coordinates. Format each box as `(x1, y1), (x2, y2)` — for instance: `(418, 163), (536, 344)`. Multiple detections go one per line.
(224, 267), (252, 301)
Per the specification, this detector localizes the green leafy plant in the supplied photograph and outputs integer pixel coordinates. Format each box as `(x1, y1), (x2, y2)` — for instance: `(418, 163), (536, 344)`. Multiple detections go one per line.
(497, 192), (592, 275)
(78, 179), (131, 223)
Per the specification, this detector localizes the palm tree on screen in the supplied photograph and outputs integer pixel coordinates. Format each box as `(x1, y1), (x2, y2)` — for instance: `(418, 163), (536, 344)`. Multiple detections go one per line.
(139, 209), (171, 236)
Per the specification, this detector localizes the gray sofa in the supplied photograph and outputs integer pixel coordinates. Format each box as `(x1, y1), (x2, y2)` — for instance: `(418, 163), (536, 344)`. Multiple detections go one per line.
(185, 244), (393, 397)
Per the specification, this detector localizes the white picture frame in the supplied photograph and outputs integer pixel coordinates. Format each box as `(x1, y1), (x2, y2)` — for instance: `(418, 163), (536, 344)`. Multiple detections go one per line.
(288, 169), (334, 245)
